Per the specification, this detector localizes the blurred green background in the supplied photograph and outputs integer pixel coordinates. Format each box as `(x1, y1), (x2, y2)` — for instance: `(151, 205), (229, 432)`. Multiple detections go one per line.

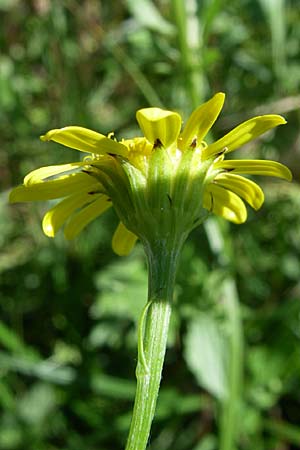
(1, 0), (300, 449)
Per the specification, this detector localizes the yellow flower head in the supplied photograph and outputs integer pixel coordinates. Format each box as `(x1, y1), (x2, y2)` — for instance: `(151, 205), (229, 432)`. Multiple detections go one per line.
(10, 93), (292, 255)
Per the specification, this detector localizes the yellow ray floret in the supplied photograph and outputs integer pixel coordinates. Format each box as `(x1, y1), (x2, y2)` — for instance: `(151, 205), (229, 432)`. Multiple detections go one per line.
(213, 173), (264, 210)
(214, 159), (292, 180)
(204, 184), (247, 224)
(41, 126), (128, 157)
(42, 192), (101, 237)
(112, 222), (139, 256)
(203, 115), (286, 159)
(179, 92), (225, 149)
(63, 195), (112, 240)
(24, 162), (87, 185)
(136, 108), (181, 148)
(10, 173), (98, 202)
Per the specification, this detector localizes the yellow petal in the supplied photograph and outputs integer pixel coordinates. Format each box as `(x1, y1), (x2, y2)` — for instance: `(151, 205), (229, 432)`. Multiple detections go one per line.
(136, 107), (181, 147)
(42, 193), (98, 237)
(214, 159), (292, 180)
(214, 173), (264, 210)
(24, 162), (86, 186)
(9, 173), (98, 202)
(41, 126), (128, 156)
(179, 92), (225, 150)
(203, 115), (286, 158)
(64, 195), (111, 239)
(111, 222), (138, 256)
(203, 184), (247, 224)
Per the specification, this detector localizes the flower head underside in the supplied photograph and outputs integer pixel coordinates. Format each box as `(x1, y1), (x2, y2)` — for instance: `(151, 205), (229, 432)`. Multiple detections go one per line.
(10, 93), (292, 255)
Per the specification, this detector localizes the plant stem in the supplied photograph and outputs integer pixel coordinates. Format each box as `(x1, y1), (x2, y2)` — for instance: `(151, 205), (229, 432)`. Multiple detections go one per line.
(172, 0), (203, 110)
(125, 238), (183, 450)
(219, 278), (243, 450)
(204, 219), (243, 450)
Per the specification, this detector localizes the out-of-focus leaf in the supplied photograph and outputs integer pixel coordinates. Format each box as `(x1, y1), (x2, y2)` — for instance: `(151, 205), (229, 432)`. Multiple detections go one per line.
(155, 388), (203, 420)
(91, 255), (147, 322)
(0, 380), (15, 409)
(126, 0), (175, 35)
(52, 341), (82, 365)
(17, 382), (58, 425)
(265, 419), (300, 446)
(0, 421), (22, 449)
(88, 322), (123, 349)
(193, 435), (217, 450)
(91, 373), (136, 400)
(247, 346), (284, 409)
(0, 0), (20, 11)
(0, 351), (75, 385)
(0, 321), (36, 356)
(184, 314), (228, 400)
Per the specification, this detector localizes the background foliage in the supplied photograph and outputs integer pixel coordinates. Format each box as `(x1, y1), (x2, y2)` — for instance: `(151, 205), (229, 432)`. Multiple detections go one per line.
(1, 0), (300, 449)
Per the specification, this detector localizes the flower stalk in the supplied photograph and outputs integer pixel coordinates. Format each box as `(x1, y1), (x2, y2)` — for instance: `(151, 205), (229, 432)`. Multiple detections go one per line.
(125, 237), (185, 450)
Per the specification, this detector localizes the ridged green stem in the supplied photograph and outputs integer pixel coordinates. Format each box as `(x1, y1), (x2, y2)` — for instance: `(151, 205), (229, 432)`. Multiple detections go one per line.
(125, 238), (184, 450)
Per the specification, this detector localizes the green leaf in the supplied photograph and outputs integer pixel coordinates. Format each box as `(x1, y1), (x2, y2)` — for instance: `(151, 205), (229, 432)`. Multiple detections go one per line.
(91, 254), (148, 322)
(91, 373), (136, 400)
(17, 382), (58, 425)
(193, 435), (217, 450)
(0, 351), (75, 385)
(0, 321), (35, 355)
(126, 0), (175, 35)
(184, 314), (228, 401)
